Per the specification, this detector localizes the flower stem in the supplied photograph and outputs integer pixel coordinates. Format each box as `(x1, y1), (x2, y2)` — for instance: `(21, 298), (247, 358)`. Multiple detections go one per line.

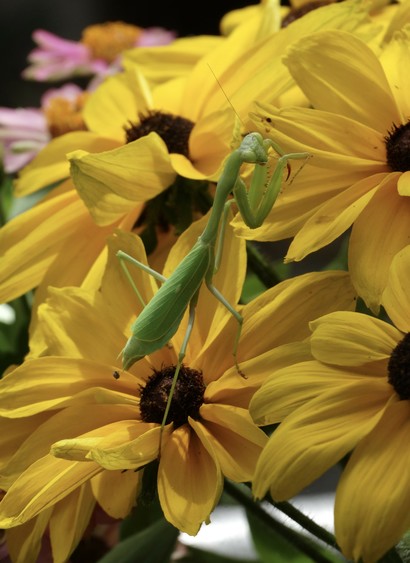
(246, 241), (281, 288)
(272, 498), (338, 550)
(224, 480), (340, 562)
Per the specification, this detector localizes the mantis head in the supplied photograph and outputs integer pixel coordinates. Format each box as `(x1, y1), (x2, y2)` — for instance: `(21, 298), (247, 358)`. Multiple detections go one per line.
(239, 132), (269, 165)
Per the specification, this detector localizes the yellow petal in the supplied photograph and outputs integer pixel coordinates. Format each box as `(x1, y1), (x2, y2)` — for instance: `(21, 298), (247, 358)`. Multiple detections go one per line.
(89, 423), (170, 470)
(91, 469), (140, 519)
(382, 245), (410, 333)
(349, 173), (410, 312)
(6, 508), (53, 563)
(335, 399), (410, 563)
(195, 404), (268, 482)
(283, 30), (400, 132)
(0, 358), (139, 417)
(0, 190), (88, 303)
(35, 287), (124, 361)
(84, 65), (151, 139)
(15, 132), (120, 196)
(380, 27), (410, 121)
(310, 311), (402, 366)
(206, 341), (311, 409)
(49, 484), (95, 563)
(0, 456), (102, 527)
(252, 379), (391, 501)
(250, 360), (368, 426)
(68, 133), (176, 226)
(124, 35), (223, 85)
(158, 425), (223, 535)
(1, 404), (138, 487)
(0, 412), (50, 467)
(286, 173), (384, 261)
(240, 270), (357, 361)
(397, 170), (410, 196)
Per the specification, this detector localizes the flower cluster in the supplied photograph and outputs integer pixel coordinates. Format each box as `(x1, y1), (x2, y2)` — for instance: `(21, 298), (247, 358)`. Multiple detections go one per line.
(1, 1), (410, 562)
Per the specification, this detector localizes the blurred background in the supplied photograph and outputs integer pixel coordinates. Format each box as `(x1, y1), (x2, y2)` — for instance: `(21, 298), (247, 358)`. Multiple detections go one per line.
(0, 0), (256, 107)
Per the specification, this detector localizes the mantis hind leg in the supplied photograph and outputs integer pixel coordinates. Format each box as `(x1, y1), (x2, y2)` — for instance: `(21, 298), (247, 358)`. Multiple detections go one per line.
(117, 250), (167, 303)
(205, 280), (245, 378)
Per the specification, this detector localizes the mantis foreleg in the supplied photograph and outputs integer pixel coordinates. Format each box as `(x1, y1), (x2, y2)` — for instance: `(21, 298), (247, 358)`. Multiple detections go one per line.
(234, 151), (311, 229)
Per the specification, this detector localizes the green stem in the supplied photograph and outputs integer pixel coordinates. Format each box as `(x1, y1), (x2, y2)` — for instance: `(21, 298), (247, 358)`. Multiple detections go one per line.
(272, 498), (339, 551)
(246, 241), (281, 288)
(224, 481), (339, 563)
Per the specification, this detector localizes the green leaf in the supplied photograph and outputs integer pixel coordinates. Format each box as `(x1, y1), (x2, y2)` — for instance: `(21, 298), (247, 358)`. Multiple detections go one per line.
(97, 517), (179, 563)
(247, 509), (315, 563)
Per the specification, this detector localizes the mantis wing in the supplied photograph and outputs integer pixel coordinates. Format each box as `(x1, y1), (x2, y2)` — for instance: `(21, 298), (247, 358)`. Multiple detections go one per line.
(122, 241), (212, 369)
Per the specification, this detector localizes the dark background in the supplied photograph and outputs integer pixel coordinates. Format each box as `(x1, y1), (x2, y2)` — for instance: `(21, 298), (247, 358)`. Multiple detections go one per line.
(0, 0), (256, 108)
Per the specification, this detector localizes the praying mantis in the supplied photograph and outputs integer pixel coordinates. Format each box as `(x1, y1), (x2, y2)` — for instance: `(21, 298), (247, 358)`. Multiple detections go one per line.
(117, 132), (310, 441)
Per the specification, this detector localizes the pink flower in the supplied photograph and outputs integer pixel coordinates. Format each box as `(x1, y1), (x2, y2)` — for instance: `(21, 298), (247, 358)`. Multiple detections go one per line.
(23, 23), (176, 82)
(0, 84), (87, 173)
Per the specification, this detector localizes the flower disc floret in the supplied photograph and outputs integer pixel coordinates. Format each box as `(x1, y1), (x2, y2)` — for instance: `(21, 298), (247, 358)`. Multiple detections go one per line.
(125, 110), (195, 158)
(385, 121), (410, 172)
(140, 365), (205, 427)
(388, 332), (410, 400)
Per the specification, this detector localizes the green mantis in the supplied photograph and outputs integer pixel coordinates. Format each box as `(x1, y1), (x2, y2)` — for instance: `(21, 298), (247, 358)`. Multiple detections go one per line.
(117, 132), (310, 444)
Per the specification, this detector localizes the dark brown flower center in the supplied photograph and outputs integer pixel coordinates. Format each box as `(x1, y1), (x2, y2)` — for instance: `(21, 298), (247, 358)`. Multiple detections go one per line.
(281, 0), (334, 27)
(125, 110), (195, 158)
(139, 365), (205, 428)
(385, 122), (410, 172)
(387, 332), (410, 400)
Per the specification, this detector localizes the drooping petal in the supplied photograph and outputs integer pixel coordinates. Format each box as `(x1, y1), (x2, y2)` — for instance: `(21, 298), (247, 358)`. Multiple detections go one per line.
(68, 133), (176, 225)
(349, 173), (410, 312)
(91, 469), (140, 519)
(49, 484), (95, 563)
(335, 399), (410, 563)
(310, 311), (402, 366)
(194, 404), (267, 482)
(15, 132), (119, 196)
(283, 30), (400, 132)
(158, 425), (223, 535)
(252, 379), (392, 501)
(87, 422), (170, 470)
(382, 245), (410, 333)
(0, 404), (138, 488)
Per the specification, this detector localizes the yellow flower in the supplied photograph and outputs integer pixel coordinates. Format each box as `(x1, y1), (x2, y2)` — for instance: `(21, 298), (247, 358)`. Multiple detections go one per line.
(0, 216), (356, 548)
(236, 27), (410, 312)
(251, 245), (410, 562)
(0, 1), (371, 308)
